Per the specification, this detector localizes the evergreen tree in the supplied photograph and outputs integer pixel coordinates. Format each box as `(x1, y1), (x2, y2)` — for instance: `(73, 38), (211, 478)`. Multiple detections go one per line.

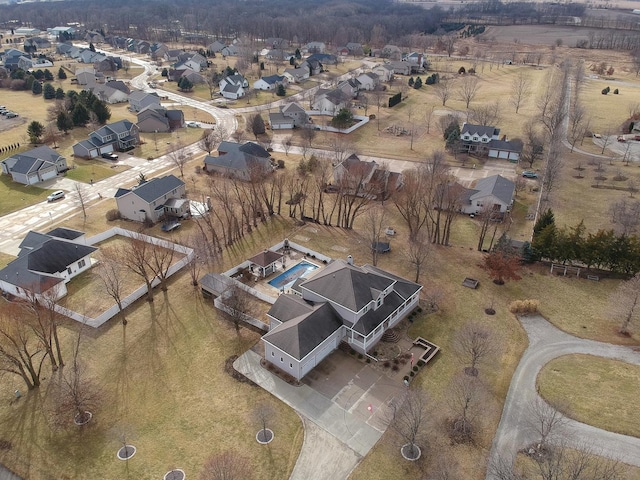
(72, 103), (90, 126)
(276, 84), (286, 96)
(289, 57), (296, 66)
(57, 111), (73, 133)
(408, 77), (414, 87)
(178, 77), (193, 91)
(27, 121), (44, 143)
(295, 48), (301, 60)
(43, 83), (56, 99)
(55, 88), (65, 100)
(533, 208), (555, 236)
(33, 69), (44, 80)
(161, 68), (168, 77)
(31, 80), (42, 95)
(43, 69), (53, 81)
(24, 75), (35, 91)
(89, 42), (96, 52)
(260, 62), (265, 70)
(443, 121), (460, 141)
(57, 67), (67, 80)
(91, 100), (111, 124)
(414, 77), (422, 89)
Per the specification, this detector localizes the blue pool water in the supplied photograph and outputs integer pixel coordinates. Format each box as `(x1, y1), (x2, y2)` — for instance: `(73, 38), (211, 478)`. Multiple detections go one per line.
(268, 260), (319, 290)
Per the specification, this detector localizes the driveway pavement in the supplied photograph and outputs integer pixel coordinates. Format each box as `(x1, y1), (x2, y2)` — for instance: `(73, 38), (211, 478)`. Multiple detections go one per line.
(234, 349), (404, 479)
(486, 315), (640, 478)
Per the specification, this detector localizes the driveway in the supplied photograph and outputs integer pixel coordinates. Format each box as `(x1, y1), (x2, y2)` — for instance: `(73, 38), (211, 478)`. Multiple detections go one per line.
(486, 315), (640, 478)
(234, 349), (405, 480)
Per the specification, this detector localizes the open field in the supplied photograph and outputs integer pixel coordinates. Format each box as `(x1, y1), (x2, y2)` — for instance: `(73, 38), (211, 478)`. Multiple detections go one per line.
(538, 354), (640, 438)
(515, 451), (640, 479)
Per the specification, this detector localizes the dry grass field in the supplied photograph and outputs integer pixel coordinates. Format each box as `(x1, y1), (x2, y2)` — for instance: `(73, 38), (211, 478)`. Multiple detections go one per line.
(538, 354), (640, 438)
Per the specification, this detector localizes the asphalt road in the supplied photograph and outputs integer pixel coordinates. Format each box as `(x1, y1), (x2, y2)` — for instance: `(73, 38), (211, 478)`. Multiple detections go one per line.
(486, 315), (640, 478)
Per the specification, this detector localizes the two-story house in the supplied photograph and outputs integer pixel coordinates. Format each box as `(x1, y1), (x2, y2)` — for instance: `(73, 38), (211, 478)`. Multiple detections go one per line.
(72, 120), (139, 158)
(114, 175), (188, 223)
(333, 154), (402, 200)
(460, 122), (501, 155)
(204, 141), (273, 181)
(262, 257), (422, 380)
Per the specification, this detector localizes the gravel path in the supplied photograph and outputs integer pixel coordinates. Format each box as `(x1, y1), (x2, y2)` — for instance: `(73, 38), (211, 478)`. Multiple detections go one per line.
(486, 315), (640, 478)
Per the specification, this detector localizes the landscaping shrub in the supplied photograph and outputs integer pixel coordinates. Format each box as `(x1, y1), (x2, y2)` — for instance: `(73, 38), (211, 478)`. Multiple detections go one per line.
(400, 358), (407, 365)
(417, 360), (425, 367)
(409, 371), (415, 377)
(509, 299), (540, 314)
(412, 366), (419, 372)
(0, 440), (11, 451)
(105, 209), (121, 221)
(373, 351), (378, 356)
(358, 353), (363, 359)
(349, 349), (356, 355)
(403, 375), (410, 382)
(417, 307), (423, 313)
(366, 358), (371, 363)
(393, 358), (399, 365)
(614, 88), (619, 94)
(392, 365), (399, 371)
(384, 361), (391, 368)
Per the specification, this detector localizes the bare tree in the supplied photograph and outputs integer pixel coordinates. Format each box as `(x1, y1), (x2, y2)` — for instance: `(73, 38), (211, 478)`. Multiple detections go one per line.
(434, 80), (453, 107)
(300, 127), (316, 157)
(608, 199), (640, 236)
(253, 402), (275, 443)
(448, 373), (485, 444)
(568, 104), (588, 153)
(97, 246), (128, 325)
(520, 121), (545, 168)
(469, 101), (501, 127)
(609, 273), (640, 335)
(75, 183), (87, 219)
(148, 241), (176, 292)
(365, 206), (386, 266)
(453, 322), (497, 377)
(424, 105), (435, 134)
(388, 389), (430, 460)
(122, 234), (155, 303)
(458, 75), (481, 109)
(169, 142), (189, 177)
(509, 71), (531, 113)
(199, 130), (218, 155)
(200, 451), (251, 480)
(488, 454), (524, 480)
(282, 135), (292, 156)
(328, 137), (356, 166)
(406, 231), (430, 283)
(526, 397), (570, 452)
(52, 330), (101, 427)
(0, 302), (47, 390)
(222, 283), (253, 332)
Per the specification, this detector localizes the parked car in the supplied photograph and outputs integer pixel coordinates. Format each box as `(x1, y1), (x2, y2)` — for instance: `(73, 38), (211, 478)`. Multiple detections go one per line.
(101, 152), (118, 160)
(47, 190), (65, 202)
(186, 121), (200, 128)
(618, 136), (626, 142)
(5, 112), (18, 118)
(522, 171), (539, 179)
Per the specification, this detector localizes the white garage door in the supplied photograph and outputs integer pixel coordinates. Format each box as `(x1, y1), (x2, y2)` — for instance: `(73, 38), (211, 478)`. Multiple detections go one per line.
(39, 168), (58, 181)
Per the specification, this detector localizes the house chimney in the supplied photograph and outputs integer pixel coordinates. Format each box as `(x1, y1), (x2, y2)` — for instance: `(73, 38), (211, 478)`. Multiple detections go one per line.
(346, 255), (353, 265)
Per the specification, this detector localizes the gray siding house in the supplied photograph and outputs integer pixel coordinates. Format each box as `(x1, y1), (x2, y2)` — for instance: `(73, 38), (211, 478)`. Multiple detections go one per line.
(262, 258), (422, 380)
(114, 175), (188, 223)
(1, 146), (67, 185)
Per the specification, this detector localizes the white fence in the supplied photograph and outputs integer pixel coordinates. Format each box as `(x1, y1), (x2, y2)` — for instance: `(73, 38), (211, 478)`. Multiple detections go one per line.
(305, 111), (369, 134)
(55, 228), (194, 328)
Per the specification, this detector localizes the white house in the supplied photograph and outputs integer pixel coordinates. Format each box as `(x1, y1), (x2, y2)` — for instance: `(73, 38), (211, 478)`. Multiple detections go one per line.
(460, 122), (500, 154)
(0, 228), (96, 301)
(355, 72), (379, 91)
(262, 258), (422, 380)
(219, 74), (248, 100)
(253, 74), (287, 91)
(460, 174), (515, 215)
(1, 146), (67, 185)
(114, 175), (188, 223)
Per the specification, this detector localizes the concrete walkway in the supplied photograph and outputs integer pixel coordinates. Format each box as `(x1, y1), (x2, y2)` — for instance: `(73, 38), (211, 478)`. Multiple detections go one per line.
(234, 350), (384, 479)
(486, 315), (640, 478)
(0, 465), (21, 480)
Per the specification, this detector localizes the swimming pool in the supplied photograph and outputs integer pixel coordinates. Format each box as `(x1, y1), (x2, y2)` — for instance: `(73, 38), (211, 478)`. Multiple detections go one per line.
(268, 260), (319, 290)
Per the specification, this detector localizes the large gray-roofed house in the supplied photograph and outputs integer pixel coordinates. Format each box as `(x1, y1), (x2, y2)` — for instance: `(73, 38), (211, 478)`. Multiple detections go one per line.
(114, 175), (188, 223)
(262, 258), (422, 380)
(0, 146), (68, 185)
(72, 120), (139, 158)
(460, 174), (515, 215)
(204, 141), (272, 181)
(0, 230), (96, 300)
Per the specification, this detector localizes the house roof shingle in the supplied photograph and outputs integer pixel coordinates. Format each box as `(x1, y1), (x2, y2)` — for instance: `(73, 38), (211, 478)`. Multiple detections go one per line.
(127, 175), (185, 203)
(470, 174), (515, 205)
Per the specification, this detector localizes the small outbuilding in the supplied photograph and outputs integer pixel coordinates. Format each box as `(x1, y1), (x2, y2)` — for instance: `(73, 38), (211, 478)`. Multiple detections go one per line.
(248, 249), (284, 278)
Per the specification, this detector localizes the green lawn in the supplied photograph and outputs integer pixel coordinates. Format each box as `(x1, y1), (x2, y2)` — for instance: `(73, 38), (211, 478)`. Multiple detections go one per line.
(65, 158), (130, 183)
(0, 174), (53, 216)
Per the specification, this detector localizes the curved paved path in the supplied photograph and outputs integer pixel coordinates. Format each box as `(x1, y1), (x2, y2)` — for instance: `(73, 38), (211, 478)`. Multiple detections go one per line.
(486, 315), (640, 478)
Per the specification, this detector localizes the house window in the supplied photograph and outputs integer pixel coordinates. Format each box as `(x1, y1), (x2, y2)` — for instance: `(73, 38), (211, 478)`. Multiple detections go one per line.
(280, 357), (283, 363)
(289, 363), (293, 368)
(67, 267), (72, 274)
(271, 351), (274, 357)
(78, 259), (86, 268)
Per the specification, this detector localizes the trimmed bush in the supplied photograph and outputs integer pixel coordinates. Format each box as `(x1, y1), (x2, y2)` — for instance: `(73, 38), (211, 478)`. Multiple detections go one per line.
(403, 375), (410, 382)
(366, 358), (371, 363)
(417, 360), (425, 367)
(106, 209), (121, 221)
(392, 365), (399, 371)
(412, 366), (419, 372)
(409, 371), (415, 377)
(384, 361), (391, 368)
(509, 299), (540, 314)
(614, 88), (619, 94)
(358, 353), (363, 359)
(349, 349), (356, 355)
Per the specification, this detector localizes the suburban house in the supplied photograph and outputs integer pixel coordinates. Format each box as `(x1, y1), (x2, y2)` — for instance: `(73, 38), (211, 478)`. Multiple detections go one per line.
(204, 141), (273, 181)
(355, 72), (379, 91)
(115, 175), (188, 223)
(76, 68), (104, 86)
(1, 146), (68, 185)
(269, 103), (309, 130)
(307, 53), (338, 65)
(488, 140), (522, 161)
(168, 68), (206, 85)
(90, 80), (130, 104)
(221, 45), (238, 57)
(283, 66), (310, 83)
(2, 48), (26, 71)
(460, 174), (515, 216)
(56, 43), (81, 59)
(333, 154), (402, 199)
(371, 63), (393, 82)
(207, 40), (226, 54)
(136, 105), (185, 132)
(253, 74), (287, 91)
(72, 120), (140, 159)
(219, 74), (248, 100)
(460, 122), (500, 154)
(312, 88), (352, 115)
(380, 44), (402, 59)
(346, 42), (364, 55)
(0, 228), (96, 301)
(262, 257), (422, 380)
(301, 58), (322, 76)
(305, 41), (326, 54)
(129, 91), (162, 112)
(338, 79), (360, 98)
(17, 56), (54, 71)
(336, 46), (350, 57)
(386, 61), (416, 76)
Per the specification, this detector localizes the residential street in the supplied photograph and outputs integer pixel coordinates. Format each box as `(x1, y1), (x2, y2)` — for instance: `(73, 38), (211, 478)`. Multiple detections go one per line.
(486, 315), (640, 479)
